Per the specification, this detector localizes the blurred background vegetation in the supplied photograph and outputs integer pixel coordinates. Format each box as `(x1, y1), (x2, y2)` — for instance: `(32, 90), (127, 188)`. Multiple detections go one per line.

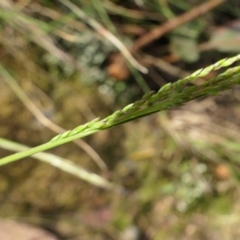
(0, 0), (240, 239)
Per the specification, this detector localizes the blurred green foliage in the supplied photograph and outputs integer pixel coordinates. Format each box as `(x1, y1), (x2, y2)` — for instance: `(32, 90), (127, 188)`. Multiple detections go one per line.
(0, 1), (240, 240)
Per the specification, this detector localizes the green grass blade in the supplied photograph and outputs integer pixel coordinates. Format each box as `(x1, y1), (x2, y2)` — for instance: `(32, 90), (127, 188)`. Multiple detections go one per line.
(1, 54), (240, 165)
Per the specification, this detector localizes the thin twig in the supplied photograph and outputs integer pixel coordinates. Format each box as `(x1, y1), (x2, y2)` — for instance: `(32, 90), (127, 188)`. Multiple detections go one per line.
(131, 0), (226, 52)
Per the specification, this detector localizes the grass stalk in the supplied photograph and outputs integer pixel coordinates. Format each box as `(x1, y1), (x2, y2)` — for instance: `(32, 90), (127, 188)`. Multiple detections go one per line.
(0, 54), (240, 165)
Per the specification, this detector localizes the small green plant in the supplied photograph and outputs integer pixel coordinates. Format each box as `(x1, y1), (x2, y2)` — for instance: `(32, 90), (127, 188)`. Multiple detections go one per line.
(1, 54), (240, 166)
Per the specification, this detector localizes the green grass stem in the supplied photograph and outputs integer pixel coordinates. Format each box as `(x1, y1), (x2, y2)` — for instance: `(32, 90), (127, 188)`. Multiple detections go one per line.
(1, 54), (240, 166)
